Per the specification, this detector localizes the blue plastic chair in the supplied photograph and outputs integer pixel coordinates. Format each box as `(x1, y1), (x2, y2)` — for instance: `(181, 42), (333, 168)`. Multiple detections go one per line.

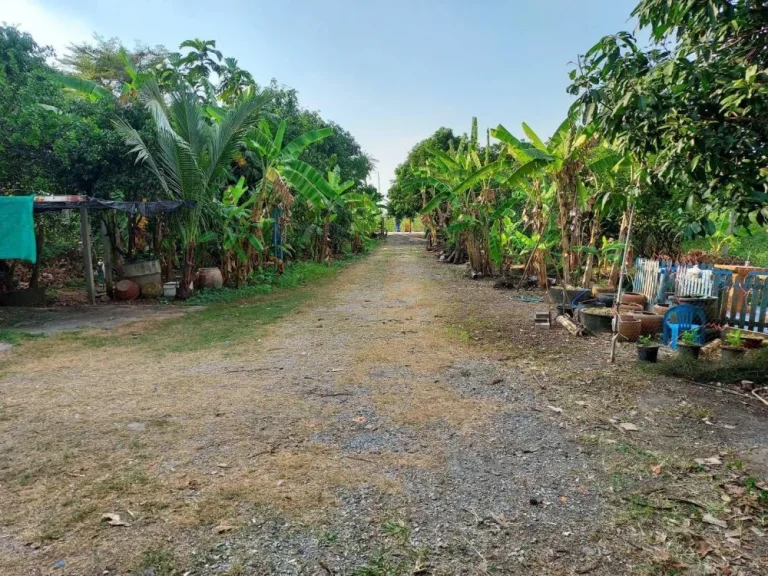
(662, 304), (706, 350)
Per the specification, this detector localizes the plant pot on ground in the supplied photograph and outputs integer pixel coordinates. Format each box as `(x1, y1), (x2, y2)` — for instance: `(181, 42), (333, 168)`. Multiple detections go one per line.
(592, 285), (614, 297)
(721, 330), (746, 361)
(620, 292), (647, 306)
(636, 335), (660, 363)
(653, 304), (670, 316)
(617, 314), (642, 342)
(582, 307), (613, 334)
(677, 328), (702, 360)
(629, 311), (664, 336)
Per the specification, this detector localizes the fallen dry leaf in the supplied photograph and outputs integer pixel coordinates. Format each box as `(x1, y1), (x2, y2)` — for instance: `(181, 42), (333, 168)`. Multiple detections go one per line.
(100, 513), (130, 527)
(702, 513), (728, 529)
(651, 464), (662, 476)
(618, 422), (639, 431)
(694, 456), (723, 466)
(547, 405), (563, 414)
(695, 540), (712, 558)
(352, 416), (367, 424)
(214, 524), (233, 534)
(559, 496), (568, 503)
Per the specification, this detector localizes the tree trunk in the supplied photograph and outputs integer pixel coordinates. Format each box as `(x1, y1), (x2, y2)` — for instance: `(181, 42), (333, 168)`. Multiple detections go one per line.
(176, 242), (196, 300)
(556, 185), (572, 286)
(581, 207), (600, 287)
(164, 239), (174, 284)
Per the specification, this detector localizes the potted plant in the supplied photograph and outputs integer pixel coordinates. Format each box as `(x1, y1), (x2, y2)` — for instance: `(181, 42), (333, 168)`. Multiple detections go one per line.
(678, 328), (703, 360)
(637, 335), (660, 363)
(721, 330), (746, 361)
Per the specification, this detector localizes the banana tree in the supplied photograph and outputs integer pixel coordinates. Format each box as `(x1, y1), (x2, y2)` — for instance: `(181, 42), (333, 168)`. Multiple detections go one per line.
(492, 118), (622, 286)
(246, 119), (333, 266)
(114, 80), (271, 299)
(207, 176), (263, 286)
(413, 119), (545, 275)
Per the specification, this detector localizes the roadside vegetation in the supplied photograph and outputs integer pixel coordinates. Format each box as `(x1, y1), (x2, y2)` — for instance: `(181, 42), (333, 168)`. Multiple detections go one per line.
(388, 0), (768, 281)
(0, 28), (384, 303)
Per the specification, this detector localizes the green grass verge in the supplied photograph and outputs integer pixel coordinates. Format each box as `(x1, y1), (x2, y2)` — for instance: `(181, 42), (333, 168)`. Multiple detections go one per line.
(184, 256), (366, 306)
(60, 248), (377, 355)
(0, 330), (45, 346)
(647, 347), (768, 384)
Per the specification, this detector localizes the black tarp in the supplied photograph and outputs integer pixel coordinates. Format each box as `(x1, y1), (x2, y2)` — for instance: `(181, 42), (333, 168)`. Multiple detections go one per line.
(33, 198), (195, 215)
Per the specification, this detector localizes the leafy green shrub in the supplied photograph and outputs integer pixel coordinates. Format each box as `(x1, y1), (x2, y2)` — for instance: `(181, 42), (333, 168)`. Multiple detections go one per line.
(649, 348), (768, 384)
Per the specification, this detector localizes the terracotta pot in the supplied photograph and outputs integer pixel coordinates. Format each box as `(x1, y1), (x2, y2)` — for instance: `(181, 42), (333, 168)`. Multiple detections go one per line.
(618, 302), (644, 314)
(653, 304), (670, 316)
(115, 279), (139, 301)
(592, 286), (615, 297)
(620, 292), (647, 306)
(617, 314), (642, 342)
(629, 311), (664, 336)
(197, 267), (223, 289)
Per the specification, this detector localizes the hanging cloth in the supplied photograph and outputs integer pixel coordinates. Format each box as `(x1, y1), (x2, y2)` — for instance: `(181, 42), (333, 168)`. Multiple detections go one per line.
(0, 196), (37, 263)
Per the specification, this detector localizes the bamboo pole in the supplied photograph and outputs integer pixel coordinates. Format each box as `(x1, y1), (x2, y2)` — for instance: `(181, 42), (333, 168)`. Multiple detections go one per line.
(610, 203), (635, 363)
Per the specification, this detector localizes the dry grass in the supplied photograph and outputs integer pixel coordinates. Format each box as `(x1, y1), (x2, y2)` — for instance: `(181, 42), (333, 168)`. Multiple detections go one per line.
(0, 244), (474, 574)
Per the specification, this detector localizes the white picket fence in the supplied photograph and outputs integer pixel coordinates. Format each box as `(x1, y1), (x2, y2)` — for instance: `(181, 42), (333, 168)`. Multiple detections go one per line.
(633, 259), (716, 303)
(675, 265), (714, 298)
(633, 258), (661, 303)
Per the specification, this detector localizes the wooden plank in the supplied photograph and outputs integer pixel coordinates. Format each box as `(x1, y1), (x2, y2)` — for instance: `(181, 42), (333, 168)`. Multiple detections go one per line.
(757, 278), (768, 334)
(737, 276), (753, 330)
(729, 276), (742, 327)
(747, 277), (762, 332)
(80, 207), (96, 305)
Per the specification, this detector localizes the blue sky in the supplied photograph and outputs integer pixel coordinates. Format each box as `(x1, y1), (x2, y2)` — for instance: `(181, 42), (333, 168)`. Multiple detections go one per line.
(2, 0), (638, 195)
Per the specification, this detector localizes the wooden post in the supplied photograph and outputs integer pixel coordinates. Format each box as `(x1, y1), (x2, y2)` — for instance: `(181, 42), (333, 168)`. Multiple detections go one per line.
(80, 207), (96, 305)
(100, 218), (113, 298)
(610, 203), (635, 363)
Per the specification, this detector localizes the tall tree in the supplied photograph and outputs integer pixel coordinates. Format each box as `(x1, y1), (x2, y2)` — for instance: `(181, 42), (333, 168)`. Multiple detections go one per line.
(569, 0), (768, 227)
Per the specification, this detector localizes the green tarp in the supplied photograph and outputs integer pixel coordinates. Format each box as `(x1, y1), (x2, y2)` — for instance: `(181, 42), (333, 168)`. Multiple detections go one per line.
(0, 196), (36, 263)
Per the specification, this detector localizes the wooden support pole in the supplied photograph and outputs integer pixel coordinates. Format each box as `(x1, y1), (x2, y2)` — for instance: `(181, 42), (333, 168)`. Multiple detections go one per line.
(80, 207), (96, 305)
(100, 218), (113, 298)
(610, 203), (635, 363)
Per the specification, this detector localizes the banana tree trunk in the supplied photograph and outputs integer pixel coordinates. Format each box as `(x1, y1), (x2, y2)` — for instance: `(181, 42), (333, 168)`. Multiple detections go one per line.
(581, 207), (600, 287)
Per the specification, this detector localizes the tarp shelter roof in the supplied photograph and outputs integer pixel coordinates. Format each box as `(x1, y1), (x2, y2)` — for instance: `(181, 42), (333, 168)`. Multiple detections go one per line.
(33, 196), (195, 215)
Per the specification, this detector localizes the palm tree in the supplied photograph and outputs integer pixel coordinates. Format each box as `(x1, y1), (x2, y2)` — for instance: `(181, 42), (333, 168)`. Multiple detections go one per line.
(114, 80), (271, 299)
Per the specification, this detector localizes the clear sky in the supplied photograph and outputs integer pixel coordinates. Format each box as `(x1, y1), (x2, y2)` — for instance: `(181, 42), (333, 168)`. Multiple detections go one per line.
(2, 0), (638, 196)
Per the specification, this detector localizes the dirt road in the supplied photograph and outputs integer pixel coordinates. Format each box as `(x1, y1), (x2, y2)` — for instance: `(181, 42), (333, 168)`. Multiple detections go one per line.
(1, 233), (766, 575)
